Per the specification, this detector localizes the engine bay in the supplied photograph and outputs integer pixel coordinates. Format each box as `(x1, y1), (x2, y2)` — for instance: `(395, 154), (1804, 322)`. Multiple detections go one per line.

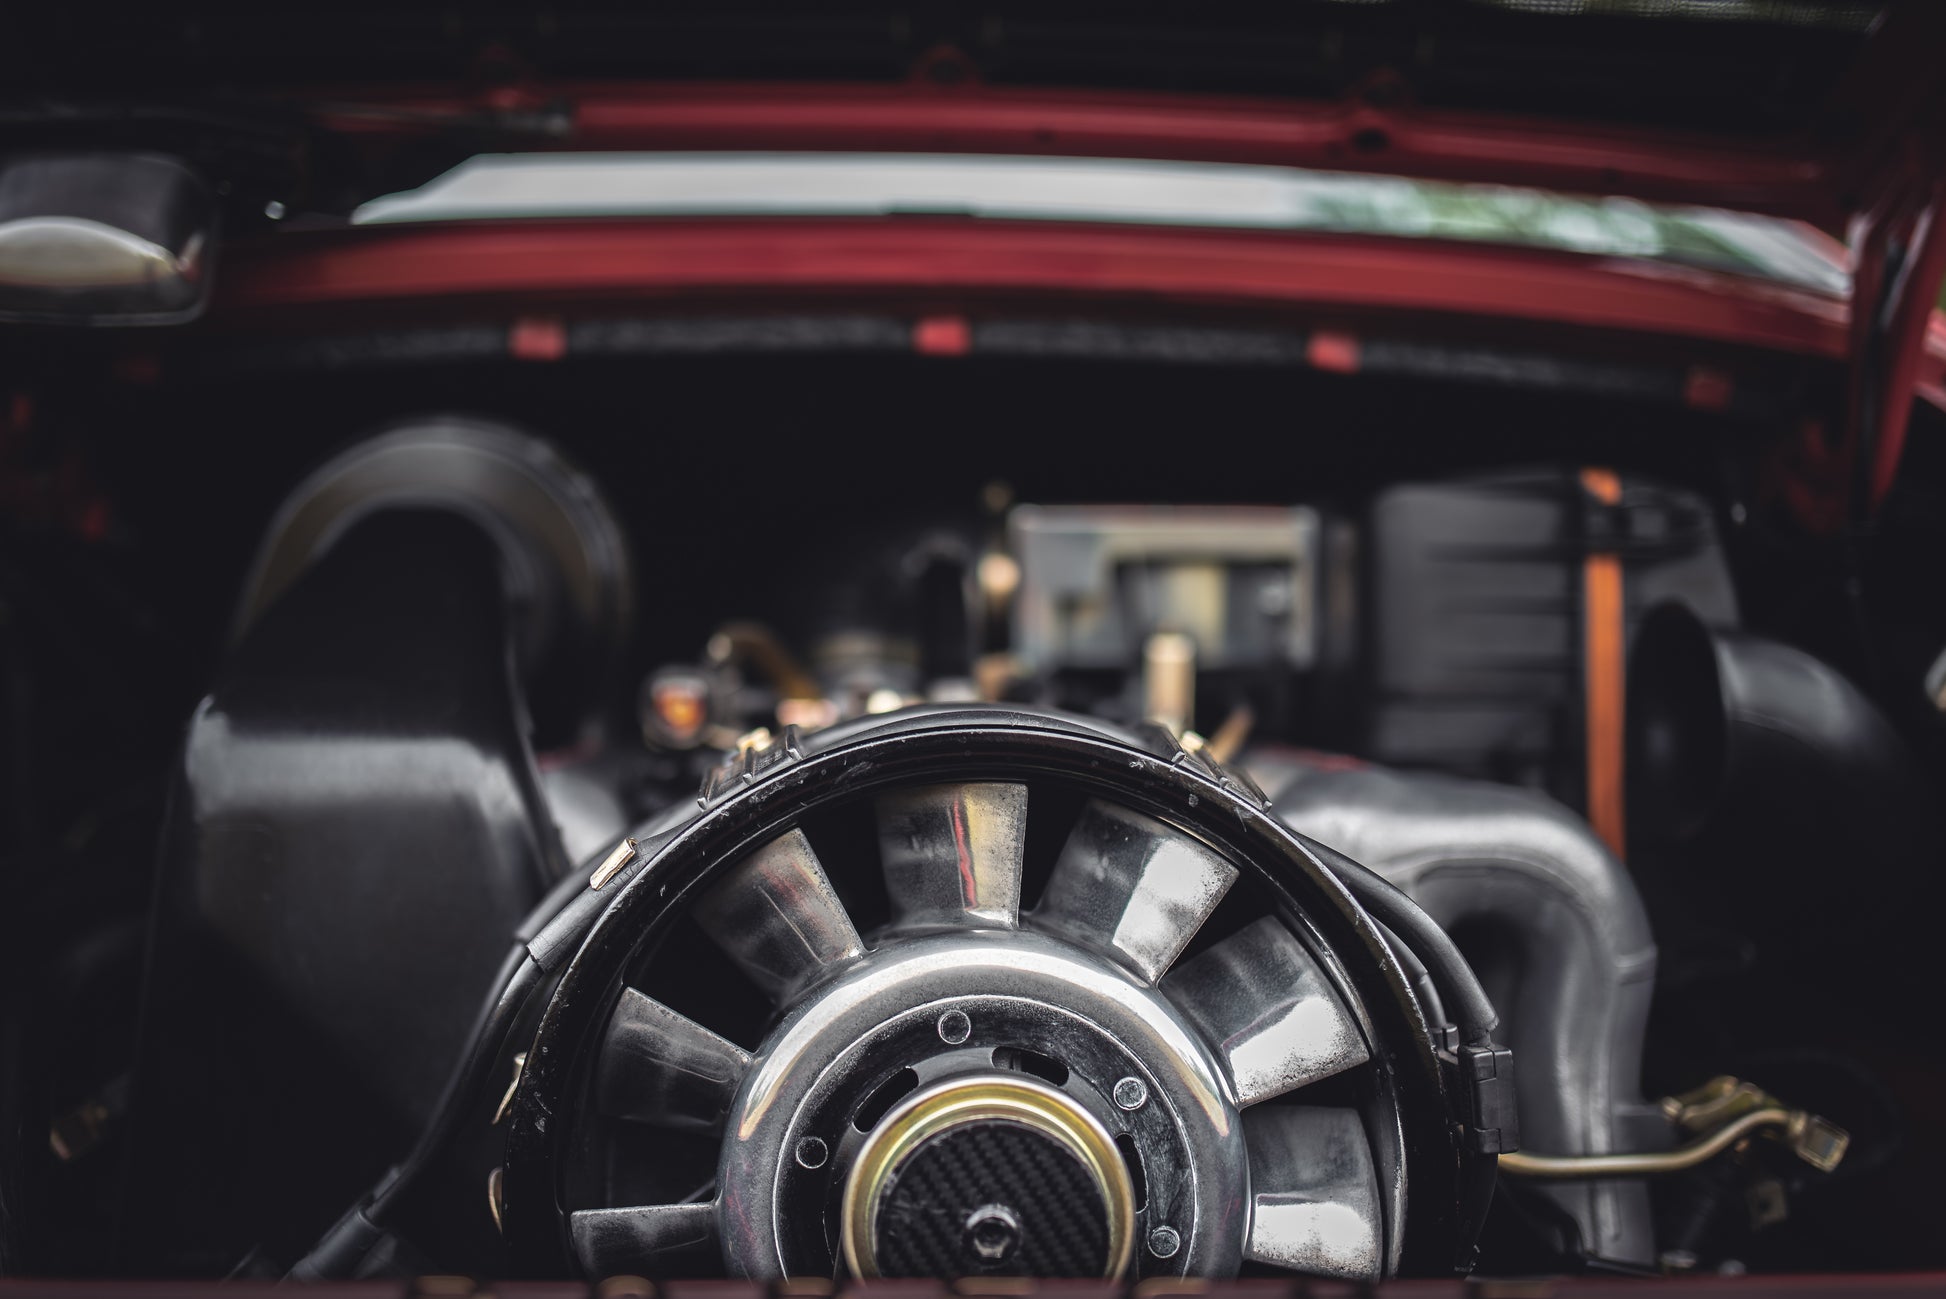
(4, 347), (1944, 1284)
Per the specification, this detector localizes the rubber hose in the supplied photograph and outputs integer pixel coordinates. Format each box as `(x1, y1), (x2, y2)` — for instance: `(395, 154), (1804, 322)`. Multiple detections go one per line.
(1297, 832), (1502, 1047)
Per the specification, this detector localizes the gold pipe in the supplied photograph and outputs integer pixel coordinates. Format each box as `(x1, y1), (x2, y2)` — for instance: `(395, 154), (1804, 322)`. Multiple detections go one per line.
(707, 621), (821, 700)
(1498, 1107), (1798, 1179)
(1142, 631), (1196, 736)
(1205, 705), (1256, 765)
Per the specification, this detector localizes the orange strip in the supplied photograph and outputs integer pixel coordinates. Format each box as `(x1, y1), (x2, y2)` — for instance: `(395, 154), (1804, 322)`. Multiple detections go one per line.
(1580, 468), (1627, 860)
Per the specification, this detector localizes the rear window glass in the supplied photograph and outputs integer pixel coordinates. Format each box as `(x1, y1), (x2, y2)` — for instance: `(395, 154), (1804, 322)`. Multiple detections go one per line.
(353, 152), (1849, 295)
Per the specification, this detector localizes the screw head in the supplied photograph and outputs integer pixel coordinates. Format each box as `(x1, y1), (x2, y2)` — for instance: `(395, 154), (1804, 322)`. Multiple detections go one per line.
(1148, 1225), (1181, 1258)
(937, 1009), (972, 1045)
(1112, 1076), (1149, 1111)
(965, 1203), (1022, 1264)
(794, 1135), (828, 1170)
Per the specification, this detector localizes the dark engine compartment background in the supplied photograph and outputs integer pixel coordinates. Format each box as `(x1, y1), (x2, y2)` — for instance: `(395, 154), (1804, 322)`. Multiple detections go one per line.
(3, 343), (1946, 1276)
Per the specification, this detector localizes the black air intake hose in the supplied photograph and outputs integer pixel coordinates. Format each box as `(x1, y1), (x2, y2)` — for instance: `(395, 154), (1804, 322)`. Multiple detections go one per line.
(1627, 601), (1934, 855)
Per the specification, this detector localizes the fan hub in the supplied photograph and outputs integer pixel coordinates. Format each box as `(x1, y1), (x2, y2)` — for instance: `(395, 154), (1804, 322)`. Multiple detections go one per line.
(715, 928), (1246, 1279)
(842, 1074), (1135, 1278)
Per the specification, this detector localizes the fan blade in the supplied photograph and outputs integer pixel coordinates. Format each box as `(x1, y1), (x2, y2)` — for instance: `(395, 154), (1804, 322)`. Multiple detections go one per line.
(570, 1202), (717, 1274)
(692, 827), (863, 1001)
(877, 781), (1028, 931)
(1163, 916), (1369, 1107)
(596, 987), (751, 1129)
(1242, 1107), (1382, 1282)
(1031, 799), (1237, 983)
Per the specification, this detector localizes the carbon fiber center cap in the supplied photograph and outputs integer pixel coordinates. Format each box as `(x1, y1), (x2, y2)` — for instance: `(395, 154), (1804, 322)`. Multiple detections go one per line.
(840, 1075), (1136, 1279)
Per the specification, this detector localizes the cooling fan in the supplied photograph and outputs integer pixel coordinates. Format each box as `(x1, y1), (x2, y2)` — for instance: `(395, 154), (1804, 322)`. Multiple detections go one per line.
(498, 708), (1501, 1283)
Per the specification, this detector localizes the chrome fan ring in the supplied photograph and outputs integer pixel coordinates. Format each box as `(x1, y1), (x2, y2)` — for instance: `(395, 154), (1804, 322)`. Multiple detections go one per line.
(708, 927), (1248, 1279)
(501, 708), (1470, 1282)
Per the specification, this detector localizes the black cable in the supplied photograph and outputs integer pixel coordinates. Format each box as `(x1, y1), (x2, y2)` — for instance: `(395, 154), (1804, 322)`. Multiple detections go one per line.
(1296, 832), (1502, 1048)
(289, 823), (1497, 1275)
(1376, 921), (1448, 1031)
(288, 943), (544, 1279)
(286, 836), (650, 1280)
(374, 944), (543, 1219)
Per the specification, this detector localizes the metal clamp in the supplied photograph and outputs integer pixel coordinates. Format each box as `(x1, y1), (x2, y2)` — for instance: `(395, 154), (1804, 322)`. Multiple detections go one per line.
(1446, 1043), (1519, 1155)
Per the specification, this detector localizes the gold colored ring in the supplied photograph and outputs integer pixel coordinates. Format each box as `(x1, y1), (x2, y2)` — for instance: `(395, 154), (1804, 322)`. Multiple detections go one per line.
(839, 1074), (1136, 1280)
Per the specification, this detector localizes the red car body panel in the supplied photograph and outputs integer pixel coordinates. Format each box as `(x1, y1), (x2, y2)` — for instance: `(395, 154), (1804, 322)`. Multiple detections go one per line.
(204, 12), (1946, 512)
(297, 5), (1946, 233)
(215, 218), (1852, 360)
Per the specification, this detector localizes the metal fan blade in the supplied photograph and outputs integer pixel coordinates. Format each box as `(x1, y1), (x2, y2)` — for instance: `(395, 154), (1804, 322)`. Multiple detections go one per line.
(570, 1202), (718, 1274)
(595, 987), (751, 1129)
(1031, 798), (1237, 983)
(1163, 916), (1369, 1107)
(877, 781), (1028, 930)
(692, 827), (863, 1001)
(1242, 1107), (1382, 1282)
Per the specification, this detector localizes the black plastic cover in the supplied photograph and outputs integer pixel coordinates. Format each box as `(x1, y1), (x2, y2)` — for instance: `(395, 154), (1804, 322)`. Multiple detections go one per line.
(122, 511), (562, 1272)
(1364, 468), (1736, 797)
